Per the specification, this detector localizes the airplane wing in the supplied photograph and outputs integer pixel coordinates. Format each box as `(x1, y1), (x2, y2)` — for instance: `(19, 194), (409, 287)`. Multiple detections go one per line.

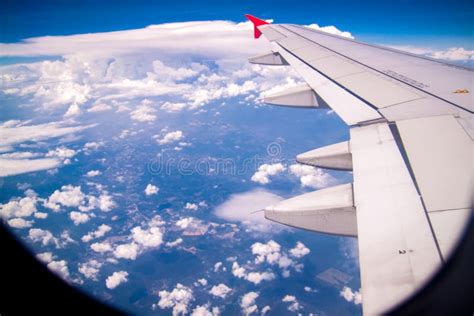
(245, 14), (474, 315)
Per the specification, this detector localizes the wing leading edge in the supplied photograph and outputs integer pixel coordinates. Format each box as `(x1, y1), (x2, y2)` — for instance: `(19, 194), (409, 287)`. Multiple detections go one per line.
(246, 15), (473, 315)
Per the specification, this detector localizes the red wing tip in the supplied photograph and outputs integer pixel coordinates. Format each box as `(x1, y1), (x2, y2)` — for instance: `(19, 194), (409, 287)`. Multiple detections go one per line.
(244, 14), (271, 39)
(244, 14), (270, 25)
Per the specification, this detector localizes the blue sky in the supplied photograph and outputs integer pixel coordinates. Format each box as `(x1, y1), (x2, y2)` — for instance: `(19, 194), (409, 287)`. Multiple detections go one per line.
(1, 0), (473, 47)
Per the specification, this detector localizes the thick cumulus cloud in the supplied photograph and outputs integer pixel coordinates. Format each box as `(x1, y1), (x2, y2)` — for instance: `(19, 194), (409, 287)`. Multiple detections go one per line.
(90, 241), (113, 253)
(43, 185), (116, 213)
(69, 211), (90, 225)
(106, 271), (129, 289)
(81, 224), (112, 242)
(156, 283), (194, 316)
(231, 261), (275, 285)
(289, 164), (335, 189)
(340, 286), (362, 305)
(78, 259), (103, 280)
(108, 216), (165, 261)
(0, 189), (38, 219)
(251, 163), (286, 185)
(289, 241), (311, 258)
(250, 240), (308, 278)
(240, 292), (259, 316)
(7, 217), (33, 228)
(0, 21), (267, 114)
(250, 162), (335, 189)
(47, 259), (70, 280)
(209, 283), (232, 299)
(282, 295), (302, 312)
(156, 130), (184, 145)
(0, 18), (320, 131)
(29, 228), (57, 246)
(145, 184), (159, 196)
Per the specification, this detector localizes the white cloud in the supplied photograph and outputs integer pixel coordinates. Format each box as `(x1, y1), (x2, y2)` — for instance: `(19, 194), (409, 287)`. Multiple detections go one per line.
(44, 185), (85, 211)
(83, 141), (103, 151)
(0, 191), (37, 219)
(0, 20), (269, 58)
(106, 271), (129, 289)
(191, 305), (218, 316)
(130, 103), (157, 122)
(304, 286), (317, 293)
(306, 24), (354, 39)
(145, 184), (159, 195)
(46, 146), (77, 161)
(232, 262), (247, 279)
(251, 240), (281, 265)
(113, 242), (139, 260)
(0, 20), (304, 121)
(44, 185), (115, 213)
(90, 241), (113, 253)
(152, 60), (203, 81)
(261, 305), (271, 315)
(209, 283), (232, 299)
(96, 192), (116, 212)
(197, 279), (208, 287)
(37, 252), (54, 263)
(241, 292), (259, 316)
(289, 241), (310, 258)
(250, 240), (309, 277)
(289, 164), (334, 189)
(245, 271), (275, 285)
(340, 286), (362, 305)
(0, 120), (92, 148)
(0, 157), (61, 177)
(386, 45), (474, 62)
(214, 262), (223, 272)
(87, 102), (112, 112)
(214, 189), (283, 231)
(69, 211), (90, 225)
(251, 163), (286, 185)
(0, 151), (41, 159)
(184, 202), (198, 211)
(64, 103), (82, 117)
(429, 47), (474, 61)
(282, 295), (301, 312)
(81, 224), (112, 242)
(131, 226), (163, 248)
(78, 259), (103, 280)
(156, 130), (184, 145)
(166, 238), (183, 248)
(231, 261), (275, 285)
(7, 217), (33, 228)
(157, 283), (194, 316)
(175, 217), (195, 229)
(161, 101), (187, 112)
(29, 228), (57, 246)
(47, 260), (70, 280)
(86, 170), (101, 177)
(34, 211), (48, 219)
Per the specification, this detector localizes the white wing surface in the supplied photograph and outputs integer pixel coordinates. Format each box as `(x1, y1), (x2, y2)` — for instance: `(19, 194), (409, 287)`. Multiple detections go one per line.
(245, 14), (473, 315)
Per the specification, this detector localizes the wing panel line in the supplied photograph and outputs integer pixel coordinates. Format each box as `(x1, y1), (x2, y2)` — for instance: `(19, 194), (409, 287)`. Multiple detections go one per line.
(280, 25), (473, 114)
(388, 123), (444, 262)
(277, 45), (381, 115)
